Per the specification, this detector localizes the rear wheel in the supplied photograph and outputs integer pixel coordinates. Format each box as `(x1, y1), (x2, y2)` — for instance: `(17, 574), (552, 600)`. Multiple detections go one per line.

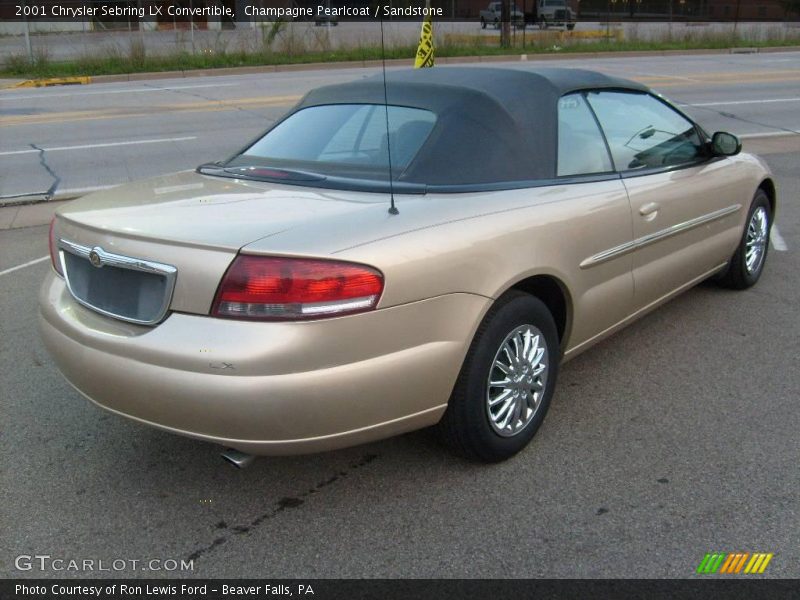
(437, 292), (560, 462)
(717, 190), (771, 289)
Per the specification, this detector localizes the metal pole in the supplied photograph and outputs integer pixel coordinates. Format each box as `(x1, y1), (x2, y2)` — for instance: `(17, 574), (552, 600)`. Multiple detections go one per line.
(22, 0), (33, 63)
(669, 0), (673, 38)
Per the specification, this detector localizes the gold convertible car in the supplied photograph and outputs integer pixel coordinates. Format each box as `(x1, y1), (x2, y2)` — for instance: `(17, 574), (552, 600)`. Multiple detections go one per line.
(40, 68), (775, 464)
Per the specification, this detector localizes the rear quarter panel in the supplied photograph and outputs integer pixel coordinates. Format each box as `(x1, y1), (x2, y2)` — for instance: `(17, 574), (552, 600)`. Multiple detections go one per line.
(277, 179), (638, 355)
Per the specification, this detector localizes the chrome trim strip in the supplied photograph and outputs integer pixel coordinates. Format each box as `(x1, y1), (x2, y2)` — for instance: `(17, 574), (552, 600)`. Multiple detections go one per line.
(580, 204), (742, 269)
(57, 239), (177, 326)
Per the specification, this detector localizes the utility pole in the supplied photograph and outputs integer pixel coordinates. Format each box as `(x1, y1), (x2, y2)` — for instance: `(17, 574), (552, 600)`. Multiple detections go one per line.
(501, 0), (511, 47)
(22, 0), (33, 63)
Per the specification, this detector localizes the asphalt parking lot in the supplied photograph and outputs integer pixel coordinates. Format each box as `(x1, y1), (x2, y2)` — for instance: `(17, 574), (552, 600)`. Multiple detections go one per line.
(1, 53), (798, 579)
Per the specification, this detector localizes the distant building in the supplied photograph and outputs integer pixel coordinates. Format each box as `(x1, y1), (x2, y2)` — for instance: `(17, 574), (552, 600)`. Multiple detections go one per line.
(453, 0), (576, 18)
(447, 0), (792, 19)
(577, 0), (791, 19)
(706, 0), (790, 19)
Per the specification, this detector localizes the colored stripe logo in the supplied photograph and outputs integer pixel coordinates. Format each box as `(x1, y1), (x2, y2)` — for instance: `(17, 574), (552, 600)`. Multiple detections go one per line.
(697, 552), (773, 574)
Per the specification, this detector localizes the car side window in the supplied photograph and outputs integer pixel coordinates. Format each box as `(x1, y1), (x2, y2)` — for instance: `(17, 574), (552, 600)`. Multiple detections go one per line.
(557, 93), (613, 177)
(585, 91), (704, 171)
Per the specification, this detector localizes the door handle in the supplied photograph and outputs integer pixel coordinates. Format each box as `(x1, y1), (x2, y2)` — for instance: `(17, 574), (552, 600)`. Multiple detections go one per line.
(639, 202), (660, 217)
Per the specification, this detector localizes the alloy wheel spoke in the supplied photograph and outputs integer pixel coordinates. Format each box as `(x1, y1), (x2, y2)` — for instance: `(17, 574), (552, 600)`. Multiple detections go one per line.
(524, 334), (540, 363)
(489, 388), (514, 407)
(495, 361), (511, 375)
(497, 397), (517, 428)
(522, 329), (532, 362)
(510, 397), (523, 426)
(529, 345), (545, 369)
(503, 344), (515, 365)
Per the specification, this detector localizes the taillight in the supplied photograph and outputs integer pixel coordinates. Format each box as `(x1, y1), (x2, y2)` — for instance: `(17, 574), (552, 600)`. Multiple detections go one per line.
(212, 255), (384, 321)
(49, 217), (63, 276)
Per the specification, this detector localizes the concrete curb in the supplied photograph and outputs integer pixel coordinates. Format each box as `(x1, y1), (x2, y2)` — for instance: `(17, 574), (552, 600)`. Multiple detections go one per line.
(11, 76), (92, 88)
(0, 78), (27, 89)
(0, 193), (83, 209)
(0, 198), (74, 231)
(6, 45), (798, 87)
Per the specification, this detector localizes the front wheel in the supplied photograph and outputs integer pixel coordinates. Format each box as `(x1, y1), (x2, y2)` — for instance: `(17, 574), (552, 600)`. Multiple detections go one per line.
(437, 292), (560, 462)
(717, 189), (772, 289)
(481, 17), (486, 29)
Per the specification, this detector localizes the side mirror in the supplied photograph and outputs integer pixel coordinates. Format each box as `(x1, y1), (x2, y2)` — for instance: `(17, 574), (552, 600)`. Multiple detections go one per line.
(711, 131), (742, 156)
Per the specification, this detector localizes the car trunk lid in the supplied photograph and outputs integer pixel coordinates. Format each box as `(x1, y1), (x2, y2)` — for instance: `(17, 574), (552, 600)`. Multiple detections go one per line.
(53, 171), (385, 319)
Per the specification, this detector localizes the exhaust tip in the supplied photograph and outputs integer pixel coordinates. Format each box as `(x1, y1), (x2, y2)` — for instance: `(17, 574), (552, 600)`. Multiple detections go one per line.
(221, 448), (256, 469)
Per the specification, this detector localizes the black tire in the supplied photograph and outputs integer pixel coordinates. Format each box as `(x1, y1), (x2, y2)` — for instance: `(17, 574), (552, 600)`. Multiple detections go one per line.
(717, 189), (772, 290)
(437, 291), (560, 462)
(481, 17), (486, 29)
(567, 23), (575, 31)
(538, 17), (547, 29)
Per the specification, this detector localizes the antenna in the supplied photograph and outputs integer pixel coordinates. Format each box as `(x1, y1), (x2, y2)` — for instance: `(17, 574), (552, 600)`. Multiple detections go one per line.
(380, 18), (399, 216)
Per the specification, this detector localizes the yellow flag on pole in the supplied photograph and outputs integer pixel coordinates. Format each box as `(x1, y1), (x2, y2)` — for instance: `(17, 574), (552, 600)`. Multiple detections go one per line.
(414, 8), (434, 68)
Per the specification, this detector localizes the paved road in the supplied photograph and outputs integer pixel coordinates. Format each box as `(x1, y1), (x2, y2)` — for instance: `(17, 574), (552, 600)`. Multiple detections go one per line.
(1, 51), (799, 200)
(0, 55), (798, 579)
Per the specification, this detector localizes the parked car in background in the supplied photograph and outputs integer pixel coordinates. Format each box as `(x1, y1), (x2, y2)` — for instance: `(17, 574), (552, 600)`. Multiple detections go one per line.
(314, 13), (338, 26)
(480, 1), (525, 28)
(40, 68), (775, 465)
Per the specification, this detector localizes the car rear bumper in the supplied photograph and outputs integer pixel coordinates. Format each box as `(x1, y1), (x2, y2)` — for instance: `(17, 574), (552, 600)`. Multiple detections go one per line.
(39, 272), (489, 455)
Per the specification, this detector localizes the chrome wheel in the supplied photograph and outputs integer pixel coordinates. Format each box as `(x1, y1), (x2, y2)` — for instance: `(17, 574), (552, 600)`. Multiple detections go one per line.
(487, 324), (549, 437)
(745, 206), (769, 275)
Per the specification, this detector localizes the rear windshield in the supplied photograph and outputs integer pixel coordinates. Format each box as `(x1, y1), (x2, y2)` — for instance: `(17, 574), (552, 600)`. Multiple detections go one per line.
(226, 104), (436, 180)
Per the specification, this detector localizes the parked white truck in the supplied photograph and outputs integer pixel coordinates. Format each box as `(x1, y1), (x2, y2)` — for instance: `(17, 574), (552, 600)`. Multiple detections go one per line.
(535, 0), (576, 30)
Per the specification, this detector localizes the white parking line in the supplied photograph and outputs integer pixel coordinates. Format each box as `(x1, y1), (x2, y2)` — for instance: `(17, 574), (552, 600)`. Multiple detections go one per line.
(684, 98), (800, 107)
(0, 136), (197, 157)
(0, 256), (49, 277)
(739, 131), (800, 139)
(0, 83), (240, 101)
(54, 184), (118, 196)
(771, 225), (789, 251)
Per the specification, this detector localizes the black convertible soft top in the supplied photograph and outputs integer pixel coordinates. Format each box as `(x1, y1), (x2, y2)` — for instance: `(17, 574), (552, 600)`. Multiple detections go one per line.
(292, 67), (649, 186)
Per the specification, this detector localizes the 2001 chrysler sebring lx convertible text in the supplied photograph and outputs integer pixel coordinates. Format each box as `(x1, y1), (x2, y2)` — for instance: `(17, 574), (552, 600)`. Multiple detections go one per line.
(40, 68), (775, 464)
